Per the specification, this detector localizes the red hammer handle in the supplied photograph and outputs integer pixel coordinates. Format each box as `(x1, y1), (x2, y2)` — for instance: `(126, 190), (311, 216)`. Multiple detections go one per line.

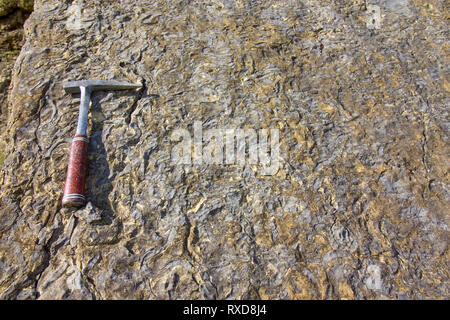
(62, 134), (89, 207)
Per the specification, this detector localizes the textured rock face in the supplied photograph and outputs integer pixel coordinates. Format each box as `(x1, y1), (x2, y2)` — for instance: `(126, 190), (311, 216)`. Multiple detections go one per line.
(0, 0), (448, 299)
(0, 0), (33, 17)
(0, 1), (32, 157)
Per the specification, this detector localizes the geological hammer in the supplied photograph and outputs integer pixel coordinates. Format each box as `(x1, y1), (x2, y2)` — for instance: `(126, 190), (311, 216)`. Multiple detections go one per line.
(62, 79), (141, 207)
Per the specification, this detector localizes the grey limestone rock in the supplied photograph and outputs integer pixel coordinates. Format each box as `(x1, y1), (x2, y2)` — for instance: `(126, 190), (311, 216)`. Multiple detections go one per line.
(0, 0), (448, 299)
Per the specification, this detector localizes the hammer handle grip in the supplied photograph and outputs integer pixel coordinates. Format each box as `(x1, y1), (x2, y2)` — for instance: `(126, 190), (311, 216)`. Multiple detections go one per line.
(62, 135), (89, 207)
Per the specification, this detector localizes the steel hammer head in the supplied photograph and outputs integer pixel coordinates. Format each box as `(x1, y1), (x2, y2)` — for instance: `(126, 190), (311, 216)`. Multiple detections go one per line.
(63, 79), (142, 94)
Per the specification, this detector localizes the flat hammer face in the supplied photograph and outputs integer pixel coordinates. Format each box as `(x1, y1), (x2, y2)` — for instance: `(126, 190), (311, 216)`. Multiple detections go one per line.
(62, 79), (142, 207)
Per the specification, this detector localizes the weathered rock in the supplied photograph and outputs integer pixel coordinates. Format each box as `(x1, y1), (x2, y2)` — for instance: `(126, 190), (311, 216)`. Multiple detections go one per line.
(0, 1), (31, 165)
(0, 0), (448, 300)
(0, 0), (33, 17)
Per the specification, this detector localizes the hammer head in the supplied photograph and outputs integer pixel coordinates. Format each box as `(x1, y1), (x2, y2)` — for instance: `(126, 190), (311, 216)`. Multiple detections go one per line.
(63, 79), (142, 94)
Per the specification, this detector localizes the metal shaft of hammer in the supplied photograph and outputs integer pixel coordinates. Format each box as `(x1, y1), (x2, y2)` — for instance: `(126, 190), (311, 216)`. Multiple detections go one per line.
(76, 86), (92, 136)
(62, 79), (142, 207)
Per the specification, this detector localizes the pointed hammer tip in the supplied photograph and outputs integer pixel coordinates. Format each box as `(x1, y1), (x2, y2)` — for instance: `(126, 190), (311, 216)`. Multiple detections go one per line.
(63, 79), (142, 94)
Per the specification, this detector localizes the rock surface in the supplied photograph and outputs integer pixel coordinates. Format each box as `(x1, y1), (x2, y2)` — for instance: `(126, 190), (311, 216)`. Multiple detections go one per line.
(0, 1), (32, 158)
(0, 0), (448, 299)
(0, 0), (33, 17)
